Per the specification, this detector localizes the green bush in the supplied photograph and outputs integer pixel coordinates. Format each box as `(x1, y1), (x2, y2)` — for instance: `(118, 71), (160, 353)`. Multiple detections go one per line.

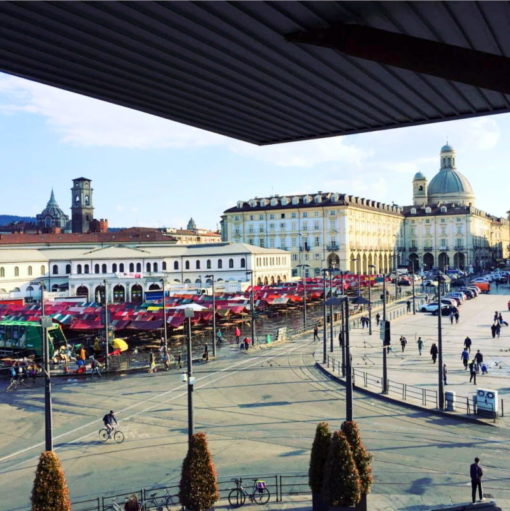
(341, 421), (373, 495)
(321, 431), (361, 507)
(179, 433), (219, 511)
(309, 422), (331, 496)
(31, 451), (71, 511)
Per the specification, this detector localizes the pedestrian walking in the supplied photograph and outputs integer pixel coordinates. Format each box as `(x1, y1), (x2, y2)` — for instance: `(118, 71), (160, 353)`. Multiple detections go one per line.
(375, 313), (381, 326)
(443, 363), (447, 385)
(400, 336), (407, 352)
(490, 323), (496, 339)
(417, 337), (423, 355)
(177, 354), (182, 369)
(202, 344), (209, 363)
(464, 336), (472, 353)
(475, 350), (483, 372)
(244, 336), (251, 351)
(481, 362), (488, 375)
(216, 329), (223, 345)
(313, 324), (320, 342)
(495, 322), (501, 338)
(470, 457), (484, 503)
(338, 330), (344, 348)
(494, 311), (499, 322)
(449, 311), (454, 324)
(469, 360), (477, 384)
(461, 349), (469, 370)
(148, 351), (157, 373)
(430, 343), (438, 364)
(454, 311), (459, 323)
(406, 300), (411, 312)
(234, 326), (241, 344)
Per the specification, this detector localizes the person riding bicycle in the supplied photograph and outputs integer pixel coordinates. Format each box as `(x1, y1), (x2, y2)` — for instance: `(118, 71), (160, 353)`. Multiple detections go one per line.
(103, 410), (118, 435)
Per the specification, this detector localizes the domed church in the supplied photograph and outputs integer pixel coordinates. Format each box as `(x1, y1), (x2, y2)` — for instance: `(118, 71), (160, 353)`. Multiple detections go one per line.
(35, 189), (70, 232)
(403, 144), (508, 272)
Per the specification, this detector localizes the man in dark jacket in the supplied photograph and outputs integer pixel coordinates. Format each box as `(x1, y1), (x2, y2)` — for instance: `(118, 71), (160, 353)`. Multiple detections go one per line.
(470, 457), (483, 503)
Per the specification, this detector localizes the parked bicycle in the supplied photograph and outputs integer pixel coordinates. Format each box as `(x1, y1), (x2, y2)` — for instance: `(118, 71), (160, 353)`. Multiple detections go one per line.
(228, 478), (270, 507)
(108, 488), (175, 510)
(99, 425), (125, 443)
(6, 377), (26, 392)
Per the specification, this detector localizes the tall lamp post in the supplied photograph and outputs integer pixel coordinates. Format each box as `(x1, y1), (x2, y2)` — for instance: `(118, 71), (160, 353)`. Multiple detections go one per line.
(160, 278), (168, 351)
(368, 264), (376, 335)
(409, 258), (416, 315)
(184, 307), (196, 445)
(328, 268), (336, 353)
(205, 274), (217, 358)
(245, 270), (255, 344)
(382, 275), (389, 394)
(103, 279), (109, 370)
(321, 268), (328, 364)
(437, 275), (445, 410)
(41, 285), (53, 451)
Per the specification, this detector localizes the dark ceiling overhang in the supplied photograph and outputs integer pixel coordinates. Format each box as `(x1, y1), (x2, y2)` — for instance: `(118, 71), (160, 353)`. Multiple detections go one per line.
(1, 1), (510, 146)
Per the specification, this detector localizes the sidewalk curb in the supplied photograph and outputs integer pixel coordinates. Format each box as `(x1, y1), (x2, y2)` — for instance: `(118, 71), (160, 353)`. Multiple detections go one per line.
(315, 361), (496, 427)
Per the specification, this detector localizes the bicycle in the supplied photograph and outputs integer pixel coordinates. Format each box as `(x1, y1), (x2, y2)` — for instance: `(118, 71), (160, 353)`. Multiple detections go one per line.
(228, 478), (270, 508)
(6, 377), (25, 392)
(99, 425), (125, 443)
(140, 488), (176, 510)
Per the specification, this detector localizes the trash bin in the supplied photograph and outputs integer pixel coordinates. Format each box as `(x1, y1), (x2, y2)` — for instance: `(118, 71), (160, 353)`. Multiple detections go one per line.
(445, 391), (456, 411)
(266, 334), (272, 344)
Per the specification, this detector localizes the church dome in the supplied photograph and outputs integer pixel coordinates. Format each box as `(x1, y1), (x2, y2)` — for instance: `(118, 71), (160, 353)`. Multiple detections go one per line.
(428, 144), (475, 205)
(36, 190), (70, 230)
(413, 171), (426, 180)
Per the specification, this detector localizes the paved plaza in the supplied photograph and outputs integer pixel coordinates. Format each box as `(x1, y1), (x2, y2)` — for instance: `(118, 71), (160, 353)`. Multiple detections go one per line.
(0, 290), (510, 511)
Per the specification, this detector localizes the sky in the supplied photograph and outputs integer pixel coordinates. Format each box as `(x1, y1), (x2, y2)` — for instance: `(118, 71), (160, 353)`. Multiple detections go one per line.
(0, 72), (508, 231)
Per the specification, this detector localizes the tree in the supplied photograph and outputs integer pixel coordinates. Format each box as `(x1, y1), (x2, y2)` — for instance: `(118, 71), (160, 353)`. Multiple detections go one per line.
(309, 422), (331, 510)
(179, 433), (219, 511)
(341, 421), (373, 496)
(31, 451), (71, 511)
(321, 431), (361, 508)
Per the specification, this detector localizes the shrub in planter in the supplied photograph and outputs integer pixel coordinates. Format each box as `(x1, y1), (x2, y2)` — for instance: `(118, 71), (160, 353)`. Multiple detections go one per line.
(309, 422), (331, 510)
(321, 431), (361, 508)
(31, 451), (71, 511)
(341, 421), (373, 496)
(179, 432), (219, 511)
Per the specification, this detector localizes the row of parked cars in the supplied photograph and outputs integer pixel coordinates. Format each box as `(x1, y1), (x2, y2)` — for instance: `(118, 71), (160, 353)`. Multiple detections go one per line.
(419, 284), (481, 315)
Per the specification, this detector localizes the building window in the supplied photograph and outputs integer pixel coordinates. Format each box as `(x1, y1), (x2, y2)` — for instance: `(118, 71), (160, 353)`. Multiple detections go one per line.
(259, 215), (264, 220)
(240, 258), (246, 268)
(28, 265), (34, 276)
(112, 263), (118, 273)
(77, 264), (82, 275)
(303, 212), (308, 218)
(249, 215), (254, 220)
(95, 264), (100, 274)
(218, 259), (223, 269)
(185, 260), (190, 270)
(315, 236), (320, 246)
(84, 264), (89, 274)
(174, 261), (179, 270)
(129, 263), (134, 272)
(146, 262), (151, 272)
(0, 267), (4, 277)
(120, 263), (125, 272)
(229, 258), (234, 268)
(281, 213), (285, 218)
(102, 264), (107, 273)
(153, 263), (158, 272)
(291, 212), (297, 218)
(136, 263), (142, 272)
(52, 264), (58, 275)
(259, 239), (265, 247)
(196, 260), (200, 269)
(14, 266), (19, 277)
(206, 259), (211, 269)
(330, 211), (336, 216)
(40, 265), (45, 276)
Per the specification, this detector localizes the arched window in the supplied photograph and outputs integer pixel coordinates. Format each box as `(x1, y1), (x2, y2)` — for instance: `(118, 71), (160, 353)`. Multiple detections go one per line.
(206, 259), (211, 269)
(14, 266), (19, 277)
(112, 263), (118, 273)
(174, 261), (179, 270)
(95, 264), (100, 274)
(153, 262), (158, 272)
(28, 265), (33, 276)
(102, 263), (107, 273)
(146, 262), (151, 272)
(136, 262), (141, 272)
(0, 267), (4, 277)
(52, 264), (58, 275)
(218, 259), (223, 269)
(84, 264), (90, 274)
(185, 260), (190, 270)
(196, 260), (200, 269)
(162, 261), (167, 271)
(119, 263), (125, 272)
(40, 265), (46, 276)
(129, 263), (134, 272)
(77, 264), (82, 274)
(240, 258), (246, 268)
(229, 258), (234, 268)
(65, 264), (71, 274)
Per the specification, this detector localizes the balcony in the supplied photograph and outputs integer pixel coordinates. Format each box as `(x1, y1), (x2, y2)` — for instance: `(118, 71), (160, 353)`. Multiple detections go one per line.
(423, 246), (433, 251)
(454, 246), (465, 251)
(439, 246), (449, 251)
(326, 243), (339, 251)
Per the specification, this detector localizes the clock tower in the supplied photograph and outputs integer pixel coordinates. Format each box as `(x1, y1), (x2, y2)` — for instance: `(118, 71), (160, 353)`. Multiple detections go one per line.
(71, 177), (94, 233)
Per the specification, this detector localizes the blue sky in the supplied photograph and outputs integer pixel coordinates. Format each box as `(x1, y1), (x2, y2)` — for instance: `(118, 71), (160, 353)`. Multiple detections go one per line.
(0, 72), (508, 230)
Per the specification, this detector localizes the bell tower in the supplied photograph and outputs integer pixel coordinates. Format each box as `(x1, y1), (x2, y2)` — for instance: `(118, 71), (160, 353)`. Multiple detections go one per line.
(71, 177), (94, 233)
(412, 172), (428, 206)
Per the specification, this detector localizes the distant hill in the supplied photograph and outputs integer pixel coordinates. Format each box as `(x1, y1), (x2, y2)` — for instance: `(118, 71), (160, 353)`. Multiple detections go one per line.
(0, 215), (36, 226)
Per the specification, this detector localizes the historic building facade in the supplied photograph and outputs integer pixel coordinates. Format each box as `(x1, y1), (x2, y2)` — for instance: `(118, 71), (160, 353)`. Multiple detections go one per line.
(222, 144), (509, 274)
(163, 218), (222, 244)
(35, 190), (70, 232)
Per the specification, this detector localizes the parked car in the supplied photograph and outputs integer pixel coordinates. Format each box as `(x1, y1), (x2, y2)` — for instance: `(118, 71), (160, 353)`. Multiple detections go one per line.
(433, 305), (458, 316)
(419, 302), (449, 313)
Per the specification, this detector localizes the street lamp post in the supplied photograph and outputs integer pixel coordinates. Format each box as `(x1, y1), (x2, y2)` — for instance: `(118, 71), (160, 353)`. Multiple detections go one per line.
(329, 269), (335, 353)
(409, 259), (416, 315)
(368, 264), (376, 335)
(160, 278), (168, 351)
(246, 270), (255, 345)
(103, 279), (109, 371)
(184, 307), (195, 445)
(382, 276), (388, 394)
(344, 296), (353, 421)
(437, 276), (444, 410)
(205, 275), (217, 358)
(41, 286), (53, 451)
(296, 264), (309, 329)
(321, 268), (328, 364)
